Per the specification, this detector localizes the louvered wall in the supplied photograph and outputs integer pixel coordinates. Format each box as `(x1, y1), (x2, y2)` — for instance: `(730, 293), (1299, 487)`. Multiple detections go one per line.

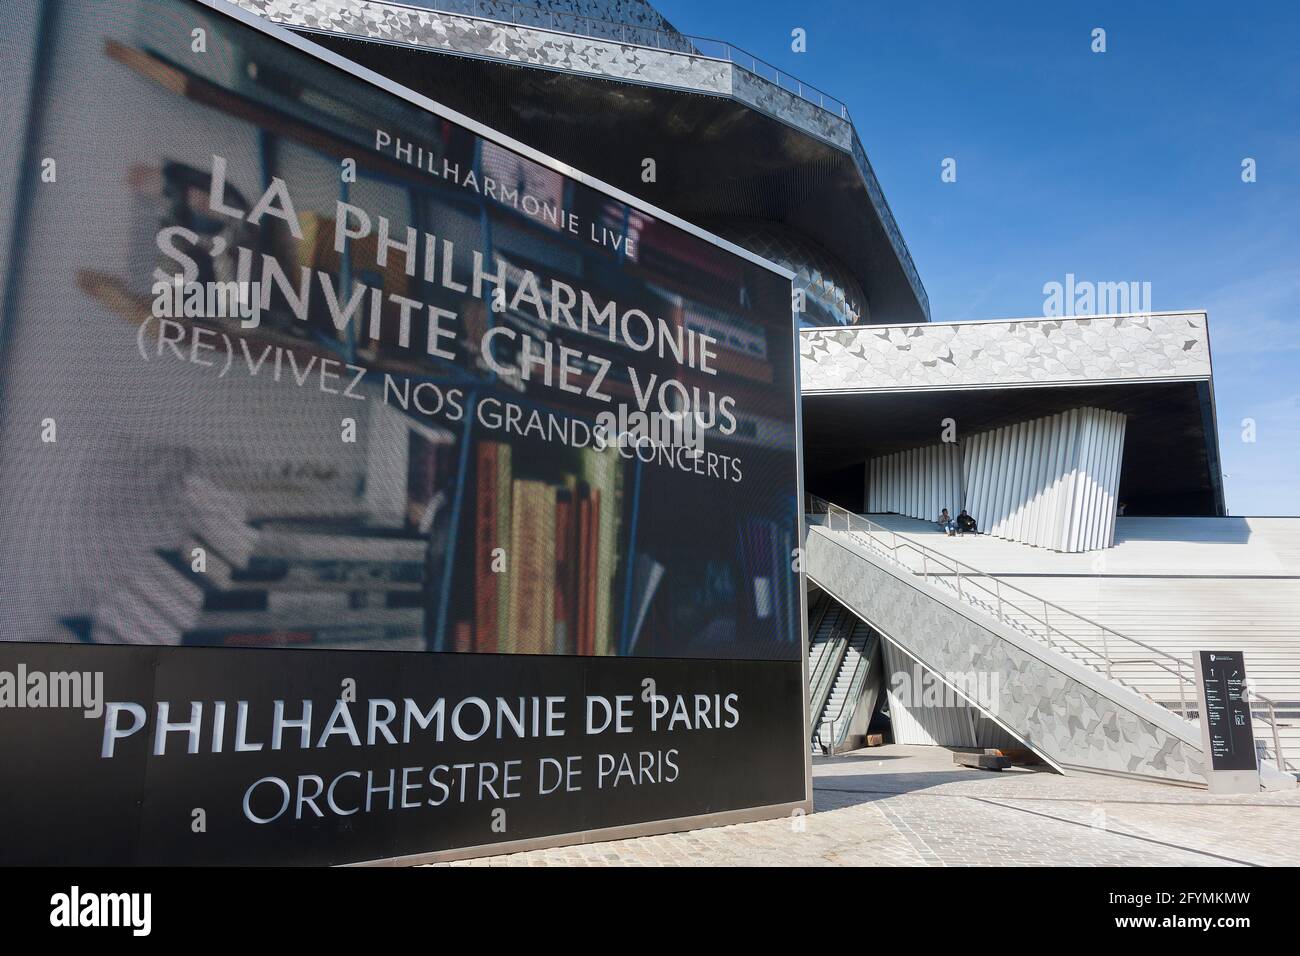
(865, 407), (1128, 553)
(866, 442), (963, 522)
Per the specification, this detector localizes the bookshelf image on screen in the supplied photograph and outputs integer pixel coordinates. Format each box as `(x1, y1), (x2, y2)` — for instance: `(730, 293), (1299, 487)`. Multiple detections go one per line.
(0, 0), (802, 663)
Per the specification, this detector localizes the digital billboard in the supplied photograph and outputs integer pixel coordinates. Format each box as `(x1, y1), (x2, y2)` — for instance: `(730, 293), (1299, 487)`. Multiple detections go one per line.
(0, 0), (807, 864)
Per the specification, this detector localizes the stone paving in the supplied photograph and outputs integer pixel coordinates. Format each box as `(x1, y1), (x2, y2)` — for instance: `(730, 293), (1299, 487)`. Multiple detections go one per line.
(434, 745), (1300, 867)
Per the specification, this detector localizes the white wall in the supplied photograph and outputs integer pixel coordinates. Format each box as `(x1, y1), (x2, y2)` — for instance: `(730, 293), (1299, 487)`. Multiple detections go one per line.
(866, 407), (1128, 553)
(866, 441), (962, 525)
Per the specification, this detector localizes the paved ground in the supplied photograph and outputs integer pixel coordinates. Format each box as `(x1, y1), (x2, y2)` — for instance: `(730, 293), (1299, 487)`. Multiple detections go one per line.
(434, 745), (1300, 866)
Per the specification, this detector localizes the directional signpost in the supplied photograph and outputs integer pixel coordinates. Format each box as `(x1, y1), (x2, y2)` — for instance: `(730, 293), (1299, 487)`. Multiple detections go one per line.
(1194, 650), (1260, 794)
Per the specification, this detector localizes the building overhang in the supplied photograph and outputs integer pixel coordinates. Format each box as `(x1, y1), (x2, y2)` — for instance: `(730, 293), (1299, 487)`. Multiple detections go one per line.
(801, 311), (1213, 393)
(799, 312), (1226, 517)
(227, 0), (929, 324)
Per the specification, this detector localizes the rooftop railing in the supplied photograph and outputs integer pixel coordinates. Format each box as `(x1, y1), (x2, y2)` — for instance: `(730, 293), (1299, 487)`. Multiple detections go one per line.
(402, 0), (852, 117)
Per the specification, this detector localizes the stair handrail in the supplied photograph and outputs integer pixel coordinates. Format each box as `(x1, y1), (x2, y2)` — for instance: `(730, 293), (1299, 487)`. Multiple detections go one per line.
(823, 625), (877, 750)
(809, 613), (848, 729)
(806, 495), (1294, 772)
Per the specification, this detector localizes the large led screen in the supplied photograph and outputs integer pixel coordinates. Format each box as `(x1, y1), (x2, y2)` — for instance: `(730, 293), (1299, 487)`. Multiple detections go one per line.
(0, 0), (807, 864)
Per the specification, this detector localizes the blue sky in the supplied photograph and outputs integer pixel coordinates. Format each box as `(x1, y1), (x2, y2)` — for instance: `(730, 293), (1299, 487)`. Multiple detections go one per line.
(656, 0), (1300, 516)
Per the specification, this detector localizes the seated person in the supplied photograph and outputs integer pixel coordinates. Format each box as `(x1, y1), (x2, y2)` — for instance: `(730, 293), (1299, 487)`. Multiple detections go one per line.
(957, 509), (978, 535)
(937, 508), (956, 535)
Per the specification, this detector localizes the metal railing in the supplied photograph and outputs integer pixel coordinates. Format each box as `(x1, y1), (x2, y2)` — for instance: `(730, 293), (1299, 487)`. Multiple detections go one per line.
(397, 0), (853, 118)
(809, 613), (848, 741)
(819, 626), (877, 752)
(806, 495), (1294, 773)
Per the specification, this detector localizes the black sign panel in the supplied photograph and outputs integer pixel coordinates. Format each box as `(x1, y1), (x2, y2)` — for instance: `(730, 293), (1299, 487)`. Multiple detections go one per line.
(0, 0), (806, 863)
(0, 642), (806, 865)
(1198, 650), (1257, 772)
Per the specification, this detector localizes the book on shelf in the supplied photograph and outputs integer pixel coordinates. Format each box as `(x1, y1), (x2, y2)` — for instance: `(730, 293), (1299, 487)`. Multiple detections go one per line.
(473, 442), (503, 653)
(465, 440), (625, 657)
(192, 625), (425, 650)
(366, 398), (455, 530)
(150, 550), (421, 613)
(177, 533), (424, 590)
(89, 399), (459, 647)
(637, 221), (743, 294)
(506, 478), (556, 655)
(183, 466), (429, 569)
(709, 405), (798, 450)
(643, 284), (774, 387)
(553, 485), (580, 655)
(578, 446), (622, 656)
(451, 621), (473, 653)
(94, 548), (421, 647)
(678, 299), (769, 363)
(183, 455), (367, 521)
(194, 514), (429, 571)
(469, 440), (516, 653)
(92, 568), (423, 647)
(574, 484), (597, 657)
(493, 442), (514, 653)
(93, 581), (173, 646)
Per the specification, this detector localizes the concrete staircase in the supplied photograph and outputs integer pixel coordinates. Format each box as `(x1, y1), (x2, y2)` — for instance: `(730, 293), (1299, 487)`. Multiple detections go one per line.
(804, 500), (1296, 788)
(859, 513), (1300, 773)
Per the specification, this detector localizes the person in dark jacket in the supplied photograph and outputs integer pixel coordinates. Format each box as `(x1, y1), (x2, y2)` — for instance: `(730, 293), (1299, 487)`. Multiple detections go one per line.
(957, 509), (978, 535)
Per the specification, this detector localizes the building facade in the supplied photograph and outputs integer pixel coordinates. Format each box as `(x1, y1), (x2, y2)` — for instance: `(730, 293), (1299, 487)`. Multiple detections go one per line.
(0, 0), (1295, 867)
(200, 0), (1300, 790)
